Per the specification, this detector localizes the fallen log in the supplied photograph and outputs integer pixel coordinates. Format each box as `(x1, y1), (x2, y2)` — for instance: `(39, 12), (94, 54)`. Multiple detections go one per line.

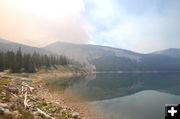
(22, 82), (35, 92)
(37, 108), (55, 119)
(24, 92), (31, 109)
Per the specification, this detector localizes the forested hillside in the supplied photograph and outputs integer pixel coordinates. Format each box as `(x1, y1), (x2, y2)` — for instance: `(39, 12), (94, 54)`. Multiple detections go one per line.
(0, 47), (70, 73)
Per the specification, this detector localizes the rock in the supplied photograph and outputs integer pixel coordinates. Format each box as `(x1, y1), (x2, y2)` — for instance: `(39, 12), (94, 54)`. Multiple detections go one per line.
(21, 78), (32, 82)
(0, 99), (4, 103)
(72, 112), (79, 119)
(55, 102), (60, 104)
(1, 76), (10, 79)
(63, 106), (68, 109)
(16, 97), (23, 104)
(4, 109), (12, 115)
(13, 110), (19, 115)
(1, 92), (6, 95)
(29, 107), (37, 112)
(0, 103), (8, 108)
(34, 111), (42, 117)
(0, 107), (4, 115)
(21, 73), (29, 77)
(51, 108), (56, 113)
(6, 87), (19, 94)
(7, 104), (14, 110)
(28, 102), (35, 107)
(12, 110), (20, 118)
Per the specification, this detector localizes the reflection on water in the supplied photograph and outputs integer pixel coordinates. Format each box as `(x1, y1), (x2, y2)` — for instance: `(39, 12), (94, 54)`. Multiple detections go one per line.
(48, 73), (180, 119)
(93, 91), (180, 119)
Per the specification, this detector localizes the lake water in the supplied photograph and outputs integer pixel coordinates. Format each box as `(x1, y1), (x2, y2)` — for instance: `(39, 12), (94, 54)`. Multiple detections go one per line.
(48, 72), (180, 119)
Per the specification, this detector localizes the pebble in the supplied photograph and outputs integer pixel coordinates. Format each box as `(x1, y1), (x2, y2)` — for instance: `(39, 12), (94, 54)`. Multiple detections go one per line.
(34, 111), (41, 116)
(20, 73), (29, 77)
(72, 112), (79, 119)
(6, 87), (19, 94)
(12, 110), (19, 117)
(29, 107), (37, 111)
(0, 107), (4, 115)
(1, 92), (6, 95)
(4, 109), (12, 115)
(21, 78), (32, 82)
(0, 99), (4, 103)
(0, 103), (8, 108)
(7, 104), (14, 110)
(55, 102), (60, 104)
(51, 108), (56, 113)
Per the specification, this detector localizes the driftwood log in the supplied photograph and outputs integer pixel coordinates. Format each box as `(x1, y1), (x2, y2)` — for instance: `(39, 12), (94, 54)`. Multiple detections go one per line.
(37, 108), (55, 119)
(24, 92), (31, 109)
(21, 81), (55, 119)
(21, 82), (34, 92)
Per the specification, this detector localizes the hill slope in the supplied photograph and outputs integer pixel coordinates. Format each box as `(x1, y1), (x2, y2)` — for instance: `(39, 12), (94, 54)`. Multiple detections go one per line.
(0, 38), (50, 54)
(153, 48), (180, 59)
(44, 42), (180, 72)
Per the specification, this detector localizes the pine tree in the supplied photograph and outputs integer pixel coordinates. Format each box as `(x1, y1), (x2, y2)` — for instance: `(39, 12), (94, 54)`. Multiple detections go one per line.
(0, 52), (4, 71)
(9, 52), (16, 72)
(15, 47), (22, 72)
(28, 57), (36, 73)
(44, 55), (50, 68)
(0, 49), (70, 73)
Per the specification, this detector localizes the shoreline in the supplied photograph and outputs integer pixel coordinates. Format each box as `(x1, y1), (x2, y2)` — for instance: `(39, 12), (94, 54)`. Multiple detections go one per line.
(0, 69), (103, 119)
(34, 70), (104, 119)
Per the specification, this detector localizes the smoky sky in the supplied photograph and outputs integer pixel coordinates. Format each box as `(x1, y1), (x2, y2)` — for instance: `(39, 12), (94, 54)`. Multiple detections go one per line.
(0, 0), (90, 47)
(85, 0), (180, 53)
(0, 0), (180, 53)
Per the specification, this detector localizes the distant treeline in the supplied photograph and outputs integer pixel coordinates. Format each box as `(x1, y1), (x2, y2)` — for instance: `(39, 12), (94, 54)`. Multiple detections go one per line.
(0, 47), (70, 73)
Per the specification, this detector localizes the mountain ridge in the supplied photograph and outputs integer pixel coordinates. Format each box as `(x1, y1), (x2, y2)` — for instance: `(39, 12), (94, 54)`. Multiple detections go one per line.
(0, 38), (51, 54)
(44, 41), (180, 72)
(1, 39), (180, 72)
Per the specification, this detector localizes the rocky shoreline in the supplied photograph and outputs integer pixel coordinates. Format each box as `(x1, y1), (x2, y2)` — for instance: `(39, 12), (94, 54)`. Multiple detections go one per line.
(0, 73), (85, 119)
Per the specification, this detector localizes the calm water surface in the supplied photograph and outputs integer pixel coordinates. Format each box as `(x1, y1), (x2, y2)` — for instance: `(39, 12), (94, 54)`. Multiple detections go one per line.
(48, 73), (180, 119)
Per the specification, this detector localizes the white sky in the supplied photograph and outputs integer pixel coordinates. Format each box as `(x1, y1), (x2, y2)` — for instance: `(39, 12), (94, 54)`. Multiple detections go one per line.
(0, 0), (180, 53)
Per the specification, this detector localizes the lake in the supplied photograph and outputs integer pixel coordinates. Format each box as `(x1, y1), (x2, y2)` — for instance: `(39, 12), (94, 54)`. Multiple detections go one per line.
(48, 72), (180, 119)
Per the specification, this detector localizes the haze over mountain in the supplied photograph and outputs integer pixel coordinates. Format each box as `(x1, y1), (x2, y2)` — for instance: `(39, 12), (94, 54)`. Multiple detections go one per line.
(1, 38), (180, 72)
(44, 41), (180, 72)
(0, 38), (50, 54)
(153, 48), (180, 59)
